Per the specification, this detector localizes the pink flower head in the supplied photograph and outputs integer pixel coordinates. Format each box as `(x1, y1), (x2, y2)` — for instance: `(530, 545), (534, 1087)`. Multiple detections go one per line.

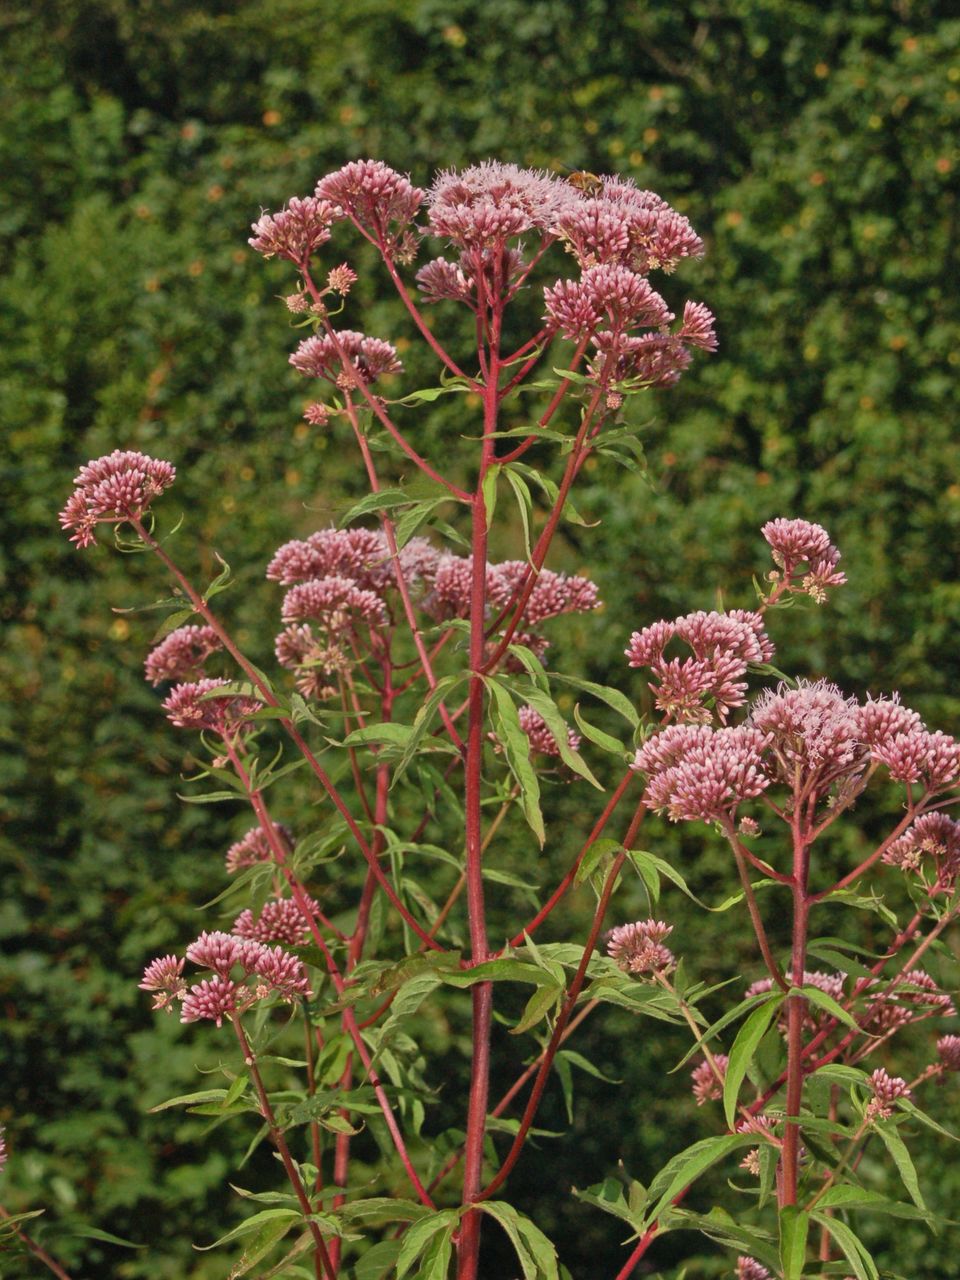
(544, 264), (673, 341)
(327, 263), (357, 294)
(139, 954), (188, 1014)
(691, 1053), (727, 1105)
(555, 179), (704, 274)
(872, 727), (960, 789)
(186, 930), (245, 978)
(735, 1259), (771, 1280)
(144, 625), (222, 686)
(274, 624), (351, 699)
(252, 945), (312, 1001)
(883, 812), (960, 887)
(489, 562), (601, 626)
(248, 196), (339, 263)
(516, 706), (580, 757)
(304, 401), (331, 426)
(266, 526), (438, 595)
(589, 329), (694, 389)
(761, 518), (846, 601)
(749, 679), (864, 787)
(280, 575), (388, 629)
(290, 329), (402, 388)
(854, 694), (924, 748)
(180, 976), (238, 1028)
(233, 896), (316, 946)
(60, 450), (176, 547)
(606, 919), (675, 975)
(416, 256), (474, 303)
(0, 1126), (6, 1175)
(937, 1035), (960, 1072)
(865, 1067), (911, 1120)
(225, 823), (292, 873)
(426, 161), (578, 251)
(640, 725), (770, 823)
(678, 300), (718, 352)
(422, 555), (500, 622)
(161, 677), (261, 738)
(315, 160), (424, 242)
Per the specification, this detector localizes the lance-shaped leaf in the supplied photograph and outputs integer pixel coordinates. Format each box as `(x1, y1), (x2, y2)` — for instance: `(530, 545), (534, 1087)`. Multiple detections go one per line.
(486, 677), (545, 845)
(724, 994), (784, 1127)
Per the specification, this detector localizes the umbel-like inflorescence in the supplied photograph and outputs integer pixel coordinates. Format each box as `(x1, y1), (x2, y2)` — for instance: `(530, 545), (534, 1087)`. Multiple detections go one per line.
(59, 450), (176, 548)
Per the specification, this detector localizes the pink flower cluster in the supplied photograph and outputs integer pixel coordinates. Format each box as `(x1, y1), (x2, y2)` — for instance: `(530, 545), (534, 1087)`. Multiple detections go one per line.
(425, 161), (577, 250)
(316, 160), (424, 246)
(144, 625), (222, 686)
(0, 1125), (6, 1175)
(883, 812), (960, 890)
(937, 1035), (960, 1071)
(233, 896), (316, 946)
(248, 196), (340, 264)
(161, 677), (261, 739)
(735, 1259), (771, 1280)
(290, 329), (403, 388)
(60, 450), (176, 548)
(140, 930), (311, 1027)
(225, 823), (293, 874)
(691, 1053), (728, 1105)
(626, 609), (773, 723)
(516, 706), (581, 758)
(606, 919), (675, 975)
(865, 1067), (911, 1120)
(633, 723), (770, 823)
(762, 518), (846, 602)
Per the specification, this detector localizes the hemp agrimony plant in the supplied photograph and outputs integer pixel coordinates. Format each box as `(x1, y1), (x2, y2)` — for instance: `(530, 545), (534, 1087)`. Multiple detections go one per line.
(36, 159), (960, 1280)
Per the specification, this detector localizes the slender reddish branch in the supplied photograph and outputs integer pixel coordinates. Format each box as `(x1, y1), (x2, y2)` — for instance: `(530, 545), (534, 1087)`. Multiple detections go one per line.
(0, 1206), (74, 1280)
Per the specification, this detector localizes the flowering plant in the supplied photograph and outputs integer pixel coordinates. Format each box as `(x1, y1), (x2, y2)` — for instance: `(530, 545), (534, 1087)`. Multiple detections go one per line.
(24, 158), (959, 1280)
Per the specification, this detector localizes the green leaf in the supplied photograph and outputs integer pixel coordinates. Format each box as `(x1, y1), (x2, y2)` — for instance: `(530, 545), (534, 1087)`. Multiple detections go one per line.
(353, 1239), (401, 1280)
(204, 551), (233, 602)
(70, 1226), (145, 1248)
(796, 983), (863, 1035)
(339, 487), (410, 524)
(393, 674), (466, 783)
(503, 466), (535, 561)
(395, 1209), (460, 1278)
(575, 837), (623, 888)
(195, 1208), (302, 1251)
(549, 672), (639, 728)
(511, 981), (563, 1034)
(394, 497), (451, 547)
(573, 703), (628, 756)
(440, 958), (557, 989)
(815, 1185), (928, 1220)
(419, 1223), (455, 1279)
(873, 1120), (930, 1216)
(226, 1216), (301, 1276)
(778, 1206), (809, 1280)
(479, 1201), (560, 1280)
(334, 1197), (429, 1227)
(485, 677), (545, 845)
(149, 1088), (229, 1112)
(481, 463), (501, 530)
(341, 721), (414, 749)
(724, 995), (784, 1127)
(516, 684), (603, 789)
(643, 1134), (757, 1227)
(809, 1212), (878, 1280)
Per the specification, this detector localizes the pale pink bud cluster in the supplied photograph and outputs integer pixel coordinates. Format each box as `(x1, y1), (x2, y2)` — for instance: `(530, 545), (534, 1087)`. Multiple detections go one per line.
(290, 329), (402, 387)
(425, 162), (577, 250)
(871, 727), (960, 789)
(489, 562), (601, 627)
(225, 824), (292, 873)
(735, 1258), (771, 1280)
(633, 724), (769, 823)
(736, 1113), (778, 1175)
(762, 518), (846, 602)
(626, 609), (772, 724)
(138, 954), (188, 1014)
(749, 679), (864, 787)
(865, 1067), (911, 1120)
(884, 812), (960, 888)
(860, 970), (955, 1038)
(937, 1035), (960, 1071)
(416, 247), (526, 308)
(555, 177), (704, 275)
(315, 160), (424, 241)
(747, 969), (845, 1033)
(606, 919), (675, 975)
(233, 896), (316, 945)
(544, 264), (674, 340)
(691, 1054), (728, 1105)
(327, 263), (357, 294)
(248, 196), (339, 263)
(161, 677), (261, 738)
(516, 707), (580, 758)
(180, 976), (239, 1027)
(0, 1126), (6, 1175)
(144, 625), (222, 686)
(60, 450), (176, 547)
(281, 575), (388, 629)
(304, 402), (331, 426)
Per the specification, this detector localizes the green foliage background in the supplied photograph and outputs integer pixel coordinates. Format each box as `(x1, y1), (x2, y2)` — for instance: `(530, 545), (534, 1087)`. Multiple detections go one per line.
(2, 1), (959, 1275)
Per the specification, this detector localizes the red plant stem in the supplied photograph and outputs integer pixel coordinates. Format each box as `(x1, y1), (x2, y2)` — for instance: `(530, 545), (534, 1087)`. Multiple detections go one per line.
(780, 814), (811, 1207)
(613, 1221), (662, 1280)
(502, 769), (636, 951)
(133, 520), (442, 951)
(495, 336), (591, 466)
(724, 830), (788, 990)
(0, 1206), (74, 1280)
(479, 842), (633, 1202)
(231, 1016), (337, 1280)
(456, 296), (501, 1280)
(380, 251), (475, 385)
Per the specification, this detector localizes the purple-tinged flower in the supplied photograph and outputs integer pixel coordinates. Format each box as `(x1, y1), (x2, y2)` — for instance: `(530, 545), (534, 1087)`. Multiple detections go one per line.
(735, 1258), (771, 1280)
(303, 401), (331, 426)
(590, 329), (694, 389)
(884, 812), (960, 887)
(327, 263), (357, 294)
(416, 256), (474, 304)
(285, 292), (310, 313)
(747, 969), (845, 1033)
(555, 180), (704, 274)
(144, 625), (222, 686)
(872, 728), (960, 788)
(233, 896), (316, 946)
(854, 695), (924, 748)
(691, 1054), (728, 1105)
(489, 562), (601, 625)
(274, 624), (351, 700)
(736, 1113), (778, 1175)
(267, 526), (438, 595)
(161, 677), (261, 737)
(937, 1035), (960, 1072)
(625, 619), (676, 668)
(862, 970), (956, 1036)
(516, 706), (580, 758)
(252, 945), (312, 1001)
(632, 723), (714, 776)
(226, 824), (291, 874)
(315, 160), (423, 240)
(0, 1125), (6, 1175)
(545, 264), (673, 341)
(865, 1067), (911, 1120)
(762, 518), (846, 601)
(675, 610), (774, 666)
(60, 450), (176, 547)
(290, 330), (403, 387)
(180, 976), (239, 1028)
(607, 919), (675, 976)
(281, 575), (387, 629)
(186, 931), (245, 978)
(642, 726), (770, 823)
(748, 679), (864, 786)
(422, 555), (498, 622)
(677, 300), (718, 352)
(249, 196), (339, 262)
(426, 162), (578, 250)
(139, 954), (188, 1014)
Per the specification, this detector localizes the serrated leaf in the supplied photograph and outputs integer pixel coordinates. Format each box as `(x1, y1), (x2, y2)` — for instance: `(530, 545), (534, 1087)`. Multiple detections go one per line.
(440, 958), (557, 988)
(195, 1208), (302, 1251)
(339, 488), (410, 524)
(643, 1134), (757, 1227)
(873, 1121), (930, 1216)
(395, 1209), (460, 1278)
(573, 703), (628, 756)
(479, 1201), (560, 1280)
(797, 983), (862, 1035)
(511, 981), (563, 1034)
(549, 673), (639, 728)
(809, 1213), (878, 1280)
(575, 837), (623, 888)
(724, 996), (783, 1127)
(516, 684), (603, 789)
(815, 1185), (928, 1220)
(503, 466), (535, 561)
(481, 463), (501, 530)
(149, 1088), (229, 1113)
